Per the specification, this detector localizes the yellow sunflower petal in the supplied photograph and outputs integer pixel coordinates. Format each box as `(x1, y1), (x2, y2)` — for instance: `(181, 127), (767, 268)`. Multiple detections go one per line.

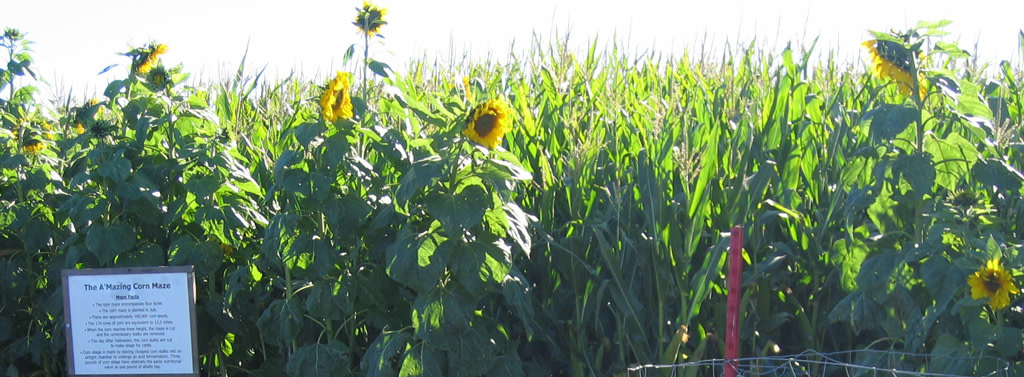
(354, 1), (388, 36)
(967, 257), (1019, 310)
(320, 72), (353, 123)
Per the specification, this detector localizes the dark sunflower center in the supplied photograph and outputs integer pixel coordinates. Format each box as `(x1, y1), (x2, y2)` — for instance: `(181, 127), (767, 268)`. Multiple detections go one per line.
(984, 273), (1003, 293)
(474, 114), (497, 137)
(874, 40), (914, 72)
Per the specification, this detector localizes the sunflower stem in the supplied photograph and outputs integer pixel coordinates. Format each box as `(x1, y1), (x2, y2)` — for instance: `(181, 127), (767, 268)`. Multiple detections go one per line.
(362, 30), (370, 107)
(911, 56), (927, 244)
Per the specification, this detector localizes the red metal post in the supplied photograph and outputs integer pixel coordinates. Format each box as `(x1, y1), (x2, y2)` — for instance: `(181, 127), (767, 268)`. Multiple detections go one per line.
(724, 226), (743, 377)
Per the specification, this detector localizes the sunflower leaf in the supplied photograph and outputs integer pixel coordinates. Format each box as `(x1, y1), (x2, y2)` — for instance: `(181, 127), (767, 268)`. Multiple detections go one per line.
(922, 256), (957, 310)
(866, 104), (918, 144)
(399, 343), (444, 377)
(425, 185), (489, 235)
(286, 340), (349, 377)
(385, 227), (449, 293)
(369, 60), (392, 78)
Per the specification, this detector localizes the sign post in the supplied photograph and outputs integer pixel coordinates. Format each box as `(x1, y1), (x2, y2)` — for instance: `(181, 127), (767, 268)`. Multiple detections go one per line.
(724, 226), (743, 377)
(62, 266), (199, 376)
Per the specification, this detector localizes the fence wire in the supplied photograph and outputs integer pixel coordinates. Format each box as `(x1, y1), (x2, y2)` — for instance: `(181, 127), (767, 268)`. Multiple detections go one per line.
(627, 349), (1013, 377)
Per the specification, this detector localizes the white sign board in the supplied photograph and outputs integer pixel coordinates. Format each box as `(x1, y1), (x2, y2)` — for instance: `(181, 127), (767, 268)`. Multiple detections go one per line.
(62, 266), (198, 376)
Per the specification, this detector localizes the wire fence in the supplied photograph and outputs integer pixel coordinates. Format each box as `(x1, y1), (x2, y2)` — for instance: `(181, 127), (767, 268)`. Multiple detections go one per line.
(626, 349), (1014, 377)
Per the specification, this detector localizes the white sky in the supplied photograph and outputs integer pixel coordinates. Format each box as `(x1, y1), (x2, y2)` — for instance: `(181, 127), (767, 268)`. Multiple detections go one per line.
(3, 0), (1022, 99)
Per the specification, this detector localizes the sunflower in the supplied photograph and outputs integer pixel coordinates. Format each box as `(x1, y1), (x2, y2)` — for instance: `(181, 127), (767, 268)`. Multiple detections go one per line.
(134, 43), (168, 74)
(968, 257), (1019, 310)
(862, 39), (926, 98)
(22, 139), (44, 155)
(462, 76), (474, 103)
(354, 1), (387, 36)
(220, 242), (235, 257)
(463, 98), (514, 149)
(320, 71), (354, 123)
(3, 28), (23, 41)
(147, 65), (169, 87)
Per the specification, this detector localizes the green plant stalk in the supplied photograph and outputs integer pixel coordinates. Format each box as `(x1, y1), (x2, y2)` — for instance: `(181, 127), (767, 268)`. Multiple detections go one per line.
(5, 38), (14, 100)
(913, 64), (926, 243)
(362, 32), (369, 106)
(284, 258), (296, 353)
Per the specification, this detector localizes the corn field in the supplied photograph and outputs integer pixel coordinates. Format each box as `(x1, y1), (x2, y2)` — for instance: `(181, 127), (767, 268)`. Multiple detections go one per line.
(3, 16), (1024, 377)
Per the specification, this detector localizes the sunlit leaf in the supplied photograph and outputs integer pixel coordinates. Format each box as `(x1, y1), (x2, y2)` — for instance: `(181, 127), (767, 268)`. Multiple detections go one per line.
(363, 331), (411, 377)
(386, 227), (449, 292)
(925, 133), (978, 188)
(833, 238), (868, 291)
(398, 343), (443, 377)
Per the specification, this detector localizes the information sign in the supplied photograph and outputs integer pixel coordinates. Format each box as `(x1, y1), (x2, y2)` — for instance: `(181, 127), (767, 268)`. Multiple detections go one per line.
(62, 266), (198, 376)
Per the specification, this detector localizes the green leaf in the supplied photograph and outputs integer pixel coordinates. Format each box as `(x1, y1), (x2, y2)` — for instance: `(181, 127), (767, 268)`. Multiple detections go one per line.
(933, 41), (969, 58)
(856, 251), (899, 294)
(503, 202), (534, 258)
(286, 341), (350, 377)
(929, 333), (973, 374)
(827, 291), (885, 334)
(867, 104), (918, 144)
(96, 155), (132, 183)
(117, 242), (165, 267)
(449, 237), (512, 298)
(248, 358), (285, 377)
(425, 184), (490, 235)
(256, 297), (304, 348)
(363, 331), (412, 377)
(369, 60), (392, 78)
(85, 224), (136, 264)
(273, 149), (303, 177)
(481, 154), (533, 182)
(444, 319), (501, 377)
(398, 343), (444, 377)
(0, 316), (13, 343)
(973, 158), (1024, 192)
(278, 169), (312, 198)
(921, 256), (958, 309)
(168, 238), (223, 278)
(833, 238), (869, 291)
(288, 232), (336, 278)
(485, 355), (528, 377)
(396, 156), (444, 206)
(892, 152), (935, 199)
(386, 227), (449, 292)
(954, 81), (995, 131)
(985, 236), (1003, 259)
(483, 199), (509, 238)
(994, 326), (1024, 359)
(925, 133), (978, 188)
(260, 213), (299, 274)
(21, 219), (52, 254)
(294, 121), (325, 146)
(306, 280), (351, 321)
(343, 44), (356, 64)
(916, 19), (952, 30)
(501, 268), (536, 337)
(412, 288), (472, 351)
(103, 79), (127, 98)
